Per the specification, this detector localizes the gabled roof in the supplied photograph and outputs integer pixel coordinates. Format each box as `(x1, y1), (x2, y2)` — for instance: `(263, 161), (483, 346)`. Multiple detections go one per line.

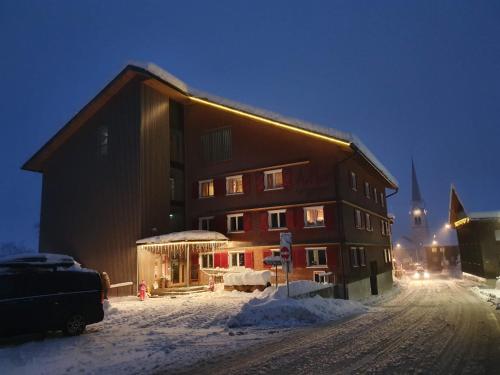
(22, 62), (398, 189)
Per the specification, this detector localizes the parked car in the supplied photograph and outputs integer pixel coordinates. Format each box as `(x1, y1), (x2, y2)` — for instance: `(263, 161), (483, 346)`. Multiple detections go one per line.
(413, 265), (430, 280)
(0, 253), (104, 337)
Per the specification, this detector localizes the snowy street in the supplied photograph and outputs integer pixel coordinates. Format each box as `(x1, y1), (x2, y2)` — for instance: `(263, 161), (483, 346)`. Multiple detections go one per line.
(181, 279), (500, 375)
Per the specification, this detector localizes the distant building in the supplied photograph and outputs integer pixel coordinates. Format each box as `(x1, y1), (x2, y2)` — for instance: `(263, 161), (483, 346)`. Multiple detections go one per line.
(424, 245), (459, 272)
(449, 186), (500, 284)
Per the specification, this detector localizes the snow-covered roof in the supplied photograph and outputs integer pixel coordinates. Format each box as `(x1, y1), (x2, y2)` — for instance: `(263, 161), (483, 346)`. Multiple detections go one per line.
(135, 62), (398, 188)
(136, 230), (228, 245)
(468, 211), (500, 220)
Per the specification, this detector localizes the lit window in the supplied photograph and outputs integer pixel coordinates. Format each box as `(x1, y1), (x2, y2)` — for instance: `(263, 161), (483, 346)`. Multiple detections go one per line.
(227, 214), (244, 233)
(226, 175), (243, 195)
(365, 213), (372, 231)
(264, 169), (283, 190)
(198, 216), (214, 231)
(98, 126), (108, 156)
(364, 182), (371, 199)
(306, 248), (327, 267)
(304, 206), (325, 227)
(230, 251), (245, 267)
(200, 253), (214, 269)
(350, 171), (357, 191)
(268, 210), (287, 229)
(199, 179), (214, 198)
(355, 209), (363, 229)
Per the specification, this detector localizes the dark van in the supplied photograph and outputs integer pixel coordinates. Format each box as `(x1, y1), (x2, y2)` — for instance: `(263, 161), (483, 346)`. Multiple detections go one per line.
(0, 253), (104, 336)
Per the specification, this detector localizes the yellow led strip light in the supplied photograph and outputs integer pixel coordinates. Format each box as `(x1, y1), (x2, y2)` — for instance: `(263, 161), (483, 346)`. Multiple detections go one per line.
(189, 96), (351, 147)
(454, 217), (470, 228)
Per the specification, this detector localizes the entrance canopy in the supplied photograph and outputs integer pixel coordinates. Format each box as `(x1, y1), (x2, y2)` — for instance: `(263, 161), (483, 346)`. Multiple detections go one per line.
(136, 230), (228, 255)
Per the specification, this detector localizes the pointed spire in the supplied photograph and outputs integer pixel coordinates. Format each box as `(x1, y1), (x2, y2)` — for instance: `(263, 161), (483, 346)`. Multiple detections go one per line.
(411, 159), (423, 203)
(449, 184), (467, 224)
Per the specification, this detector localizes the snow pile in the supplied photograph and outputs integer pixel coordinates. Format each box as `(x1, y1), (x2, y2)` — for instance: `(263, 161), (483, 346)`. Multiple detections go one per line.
(227, 281), (366, 328)
(471, 286), (500, 309)
(224, 270), (271, 286)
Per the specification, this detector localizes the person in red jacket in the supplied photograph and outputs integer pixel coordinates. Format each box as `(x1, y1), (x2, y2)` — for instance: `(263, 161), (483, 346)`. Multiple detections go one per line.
(139, 280), (147, 301)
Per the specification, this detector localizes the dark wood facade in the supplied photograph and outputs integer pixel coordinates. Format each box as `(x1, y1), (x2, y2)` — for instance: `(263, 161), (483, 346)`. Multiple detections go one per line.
(24, 64), (397, 298)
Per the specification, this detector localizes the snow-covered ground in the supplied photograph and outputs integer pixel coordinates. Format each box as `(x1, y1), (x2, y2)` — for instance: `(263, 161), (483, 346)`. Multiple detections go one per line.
(471, 286), (500, 309)
(0, 281), (366, 375)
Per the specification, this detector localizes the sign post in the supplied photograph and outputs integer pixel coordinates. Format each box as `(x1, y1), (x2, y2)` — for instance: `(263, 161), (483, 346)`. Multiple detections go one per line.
(280, 232), (292, 298)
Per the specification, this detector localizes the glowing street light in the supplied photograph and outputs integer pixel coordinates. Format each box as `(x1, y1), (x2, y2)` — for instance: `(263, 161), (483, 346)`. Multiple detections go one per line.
(432, 240), (438, 245)
(444, 223), (451, 230)
(396, 243), (401, 248)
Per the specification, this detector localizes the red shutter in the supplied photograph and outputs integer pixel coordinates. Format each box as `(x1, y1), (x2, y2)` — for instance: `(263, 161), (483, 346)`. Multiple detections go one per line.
(220, 252), (229, 268)
(256, 172), (264, 192)
(295, 207), (304, 229)
(327, 247), (337, 270)
(286, 209), (295, 229)
(292, 247), (306, 268)
(192, 182), (199, 199)
(244, 251), (254, 269)
(243, 212), (252, 231)
(214, 215), (226, 234)
(283, 168), (292, 188)
(263, 250), (272, 268)
(191, 253), (199, 265)
(214, 253), (221, 267)
(214, 178), (225, 196)
(325, 205), (335, 229)
(259, 212), (268, 231)
(243, 174), (251, 194)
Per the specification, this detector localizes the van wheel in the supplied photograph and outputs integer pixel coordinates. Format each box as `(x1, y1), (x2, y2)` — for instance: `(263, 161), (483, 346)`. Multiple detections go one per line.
(63, 315), (86, 336)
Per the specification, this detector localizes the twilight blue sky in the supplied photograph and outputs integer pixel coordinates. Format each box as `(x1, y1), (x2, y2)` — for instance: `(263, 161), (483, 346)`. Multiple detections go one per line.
(1, 1), (499, 249)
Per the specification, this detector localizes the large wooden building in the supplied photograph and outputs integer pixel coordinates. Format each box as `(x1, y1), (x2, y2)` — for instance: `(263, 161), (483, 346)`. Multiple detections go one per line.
(23, 63), (398, 299)
(449, 186), (500, 285)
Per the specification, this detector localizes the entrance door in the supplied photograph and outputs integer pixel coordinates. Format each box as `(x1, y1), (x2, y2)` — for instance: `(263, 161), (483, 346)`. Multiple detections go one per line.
(171, 258), (180, 284)
(369, 261), (378, 295)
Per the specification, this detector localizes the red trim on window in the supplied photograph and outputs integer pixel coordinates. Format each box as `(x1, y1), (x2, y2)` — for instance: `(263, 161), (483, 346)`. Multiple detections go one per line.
(292, 247), (306, 268)
(244, 251), (254, 269)
(213, 253), (221, 267)
(295, 207), (304, 229)
(326, 247), (336, 269)
(243, 174), (251, 194)
(286, 209), (295, 230)
(220, 252), (229, 268)
(243, 212), (252, 231)
(256, 172), (264, 192)
(259, 212), (268, 231)
(214, 178), (225, 196)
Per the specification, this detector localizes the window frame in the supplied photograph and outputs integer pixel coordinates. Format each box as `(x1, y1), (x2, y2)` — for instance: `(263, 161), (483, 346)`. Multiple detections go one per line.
(227, 213), (244, 233)
(200, 253), (214, 269)
(365, 213), (373, 231)
(303, 206), (325, 228)
(268, 209), (287, 231)
(264, 169), (284, 191)
(350, 171), (358, 191)
(305, 247), (328, 268)
(355, 209), (363, 229)
(350, 247), (359, 268)
(226, 174), (244, 195)
(374, 187), (378, 203)
(198, 179), (214, 198)
(229, 250), (245, 268)
(364, 182), (371, 199)
(380, 192), (385, 207)
(198, 216), (214, 231)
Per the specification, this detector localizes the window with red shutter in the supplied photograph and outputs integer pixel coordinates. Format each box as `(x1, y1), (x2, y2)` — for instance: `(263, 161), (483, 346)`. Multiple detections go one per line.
(326, 248), (337, 269)
(244, 251), (254, 269)
(243, 174), (251, 194)
(283, 168), (292, 189)
(243, 212), (252, 231)
(214, 178), (225, 196)
(256, 172), (265, 192)
(325, 205), (335, 228)
(213, 253), (221, 268)
(214, 215), (226, 234)
(220, 252), (229, 268)
(259, 212), (268, 231)
(292, 247), (306, 268)
(295, 207), (304, 229)
(286, 209), (295, 229)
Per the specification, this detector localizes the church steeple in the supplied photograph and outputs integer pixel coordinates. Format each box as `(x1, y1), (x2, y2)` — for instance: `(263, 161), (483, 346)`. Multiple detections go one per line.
(409, 159), (430, 249)
(411, 159), (423, 204)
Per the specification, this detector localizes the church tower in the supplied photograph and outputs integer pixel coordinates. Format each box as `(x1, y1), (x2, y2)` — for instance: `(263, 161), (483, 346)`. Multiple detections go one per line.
(410, 160), (430, 255)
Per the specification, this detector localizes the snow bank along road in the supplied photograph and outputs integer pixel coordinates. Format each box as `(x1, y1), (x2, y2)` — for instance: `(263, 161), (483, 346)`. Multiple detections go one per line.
(180, 279), (500, 375)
